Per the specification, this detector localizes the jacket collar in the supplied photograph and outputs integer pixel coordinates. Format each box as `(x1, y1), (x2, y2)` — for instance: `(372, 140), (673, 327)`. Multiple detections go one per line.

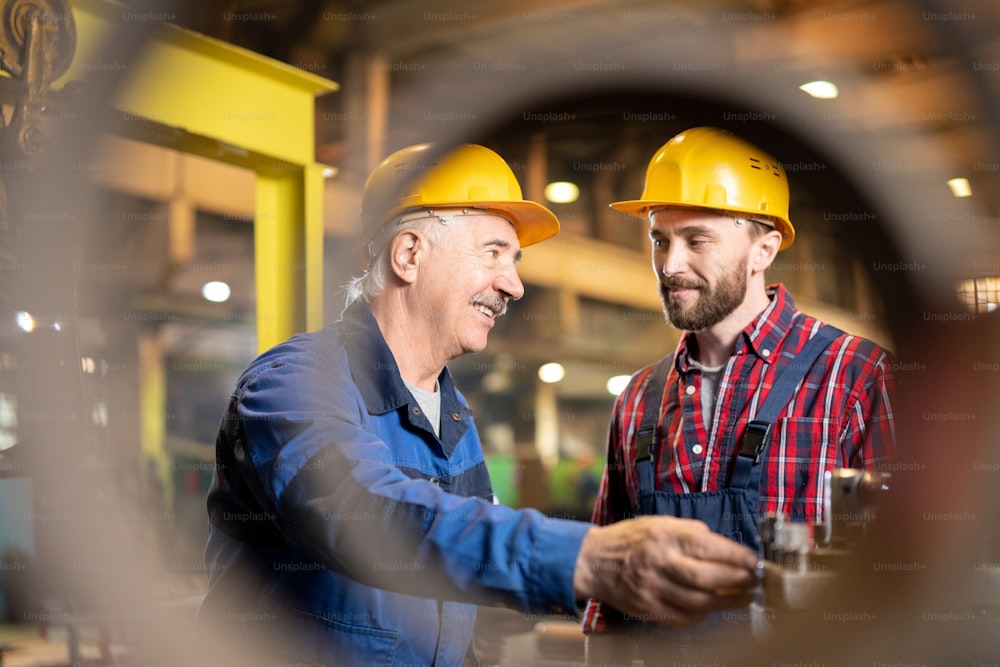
(340, 301), (471, 420)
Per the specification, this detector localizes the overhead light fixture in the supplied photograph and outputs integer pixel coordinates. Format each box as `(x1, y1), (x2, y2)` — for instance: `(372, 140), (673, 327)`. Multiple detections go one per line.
(799, 80), (839, 99)
(947, 177), (972, 198)
(202, 280), (232, 303)
(606, 375), (631, 396)
(544, 181), (579, 204)
(15, 311), (35, 333)
(537, 362), (565, 383)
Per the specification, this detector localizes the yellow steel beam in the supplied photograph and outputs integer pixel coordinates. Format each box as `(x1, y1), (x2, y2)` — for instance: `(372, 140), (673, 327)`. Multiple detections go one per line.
(62, 0), (340, 487)
(69, 0), (337, 351)
(67, 0), (338, 168)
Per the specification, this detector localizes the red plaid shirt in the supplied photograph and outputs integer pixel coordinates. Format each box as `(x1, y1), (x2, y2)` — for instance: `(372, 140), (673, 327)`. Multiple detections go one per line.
(582, 284), (896, 633)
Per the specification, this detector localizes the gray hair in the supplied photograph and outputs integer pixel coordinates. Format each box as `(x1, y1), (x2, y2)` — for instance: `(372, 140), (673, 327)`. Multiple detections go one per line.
(342, 210), (459, 309)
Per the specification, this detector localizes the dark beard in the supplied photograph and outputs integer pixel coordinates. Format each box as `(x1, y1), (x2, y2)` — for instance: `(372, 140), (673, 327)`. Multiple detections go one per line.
(659, 256), (748, 331)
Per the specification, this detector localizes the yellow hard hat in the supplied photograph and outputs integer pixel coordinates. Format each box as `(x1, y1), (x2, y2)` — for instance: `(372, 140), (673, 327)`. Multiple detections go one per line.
(360, 143), (560, 255)
(611, 127), (795, 250)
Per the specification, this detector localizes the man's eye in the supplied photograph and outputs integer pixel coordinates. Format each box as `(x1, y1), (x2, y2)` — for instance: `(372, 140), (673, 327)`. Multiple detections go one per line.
(485, 249), (499, 258)
(652, 239), (664, 248)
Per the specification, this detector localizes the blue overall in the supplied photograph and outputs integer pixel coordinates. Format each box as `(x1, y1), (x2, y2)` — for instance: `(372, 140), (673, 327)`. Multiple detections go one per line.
(629, 326), (841, 654)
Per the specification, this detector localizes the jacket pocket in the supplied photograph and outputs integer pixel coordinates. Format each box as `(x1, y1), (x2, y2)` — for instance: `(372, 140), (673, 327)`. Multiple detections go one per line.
(251, 594), (399, 666)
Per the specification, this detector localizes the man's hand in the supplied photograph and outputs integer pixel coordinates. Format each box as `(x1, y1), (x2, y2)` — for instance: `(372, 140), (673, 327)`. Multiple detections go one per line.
(573, 516), (759, 627)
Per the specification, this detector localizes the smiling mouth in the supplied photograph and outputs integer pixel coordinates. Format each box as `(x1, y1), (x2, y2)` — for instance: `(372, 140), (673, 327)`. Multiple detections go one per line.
(474, 303), (499, 318)
(472, 297), (507, 320)
(666, 283), (698, 295)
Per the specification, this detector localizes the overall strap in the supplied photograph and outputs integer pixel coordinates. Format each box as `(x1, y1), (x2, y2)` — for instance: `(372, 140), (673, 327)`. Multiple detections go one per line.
(730, 325), (843, 489)
(634, 354), (673, 502)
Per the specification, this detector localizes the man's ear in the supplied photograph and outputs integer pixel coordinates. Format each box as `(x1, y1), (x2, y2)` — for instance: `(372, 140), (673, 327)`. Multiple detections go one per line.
(751, 229), (783, 274)
(388, 229), (424, 284)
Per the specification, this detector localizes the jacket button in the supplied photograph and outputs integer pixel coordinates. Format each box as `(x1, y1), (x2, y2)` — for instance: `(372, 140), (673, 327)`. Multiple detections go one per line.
(429, 477), (440, 485)
(412, 407), (422, 415)
(450, 412), (461, 421)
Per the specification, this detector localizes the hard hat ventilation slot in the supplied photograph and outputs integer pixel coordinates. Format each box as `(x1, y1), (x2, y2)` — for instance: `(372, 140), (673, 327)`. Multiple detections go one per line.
(749, 157), (762, 171)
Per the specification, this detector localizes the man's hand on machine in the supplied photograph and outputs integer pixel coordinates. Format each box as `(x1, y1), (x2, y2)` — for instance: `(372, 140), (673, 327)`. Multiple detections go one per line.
(574, 516), (760, 627)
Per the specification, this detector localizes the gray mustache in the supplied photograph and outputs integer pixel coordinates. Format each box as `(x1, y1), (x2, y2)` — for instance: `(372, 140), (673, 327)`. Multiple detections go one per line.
(471, 294), (507, 317)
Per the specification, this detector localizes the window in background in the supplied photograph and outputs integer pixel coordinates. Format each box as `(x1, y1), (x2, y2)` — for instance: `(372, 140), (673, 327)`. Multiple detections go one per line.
(957, 277), (1000, 314)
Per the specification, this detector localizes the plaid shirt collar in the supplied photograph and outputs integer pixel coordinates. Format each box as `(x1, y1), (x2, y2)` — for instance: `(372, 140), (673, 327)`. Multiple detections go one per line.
(675, 284), (797, 373)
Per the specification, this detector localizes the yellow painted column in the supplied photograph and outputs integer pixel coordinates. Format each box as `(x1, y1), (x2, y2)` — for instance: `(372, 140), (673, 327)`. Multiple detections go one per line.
(138, 333), (172, 510)
(303, 163), (326, 333)
(534, 379), (560, 470)
(254, 164), (325, 352)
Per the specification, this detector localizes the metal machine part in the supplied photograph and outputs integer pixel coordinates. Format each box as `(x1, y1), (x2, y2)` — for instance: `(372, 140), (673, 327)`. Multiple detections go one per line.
(752, 468), (891, 632)
(821, 468), (891, 549)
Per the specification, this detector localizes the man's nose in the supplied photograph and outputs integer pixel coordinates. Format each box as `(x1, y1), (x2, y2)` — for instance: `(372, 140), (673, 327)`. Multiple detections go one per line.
(496, 262), (524, 300)
(659, 243), (687, 278)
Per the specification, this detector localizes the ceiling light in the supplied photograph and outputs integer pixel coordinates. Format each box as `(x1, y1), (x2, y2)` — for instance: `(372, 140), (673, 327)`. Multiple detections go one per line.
(799, 80), (839, 99)
(202, 281), (232, 303)
(538, 362), (565, 383)
(606, 374), (631, 396)
(544, 181), (579, 204)
(15, 311), (35, 332)
(947, 177), (972, 198)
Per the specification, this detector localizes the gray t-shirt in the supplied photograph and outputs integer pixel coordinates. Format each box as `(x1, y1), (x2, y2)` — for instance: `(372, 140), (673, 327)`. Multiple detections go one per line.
(689, 358), (725, 430)
(403, 378), (441, 437)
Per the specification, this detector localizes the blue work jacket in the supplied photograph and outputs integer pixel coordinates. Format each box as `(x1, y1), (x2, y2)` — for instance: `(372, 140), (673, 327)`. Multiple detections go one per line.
(198, 302), (588, 666)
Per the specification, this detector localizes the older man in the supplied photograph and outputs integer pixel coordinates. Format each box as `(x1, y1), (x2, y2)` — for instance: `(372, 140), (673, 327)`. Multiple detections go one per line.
(584, 127), (896, 664)
(197, 142), (759, 666)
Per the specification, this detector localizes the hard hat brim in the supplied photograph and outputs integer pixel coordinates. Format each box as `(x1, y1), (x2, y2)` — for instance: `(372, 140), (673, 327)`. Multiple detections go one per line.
(391, 200), (560, 247)
(479, 201), (561, 247)
(610, 200), (795, 251)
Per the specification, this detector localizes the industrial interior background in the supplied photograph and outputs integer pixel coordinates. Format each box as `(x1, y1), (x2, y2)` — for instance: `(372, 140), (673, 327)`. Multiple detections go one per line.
(0, 0), (999, 664)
